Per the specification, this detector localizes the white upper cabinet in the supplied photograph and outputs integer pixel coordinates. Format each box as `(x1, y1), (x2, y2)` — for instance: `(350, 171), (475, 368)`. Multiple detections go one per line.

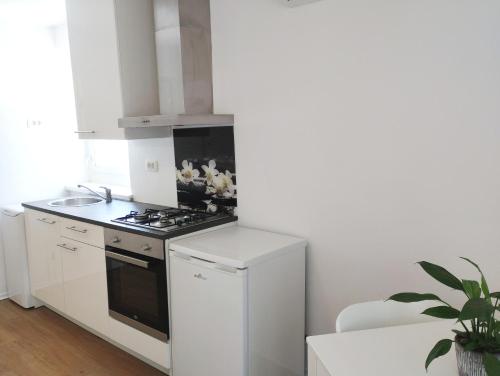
(66, 0), (160, 139)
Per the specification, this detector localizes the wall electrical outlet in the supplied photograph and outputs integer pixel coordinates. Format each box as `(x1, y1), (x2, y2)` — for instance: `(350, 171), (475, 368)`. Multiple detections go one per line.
(26, 119), (43, 128)
(145, 160), (159, 172)
(284, 0), (324, 7)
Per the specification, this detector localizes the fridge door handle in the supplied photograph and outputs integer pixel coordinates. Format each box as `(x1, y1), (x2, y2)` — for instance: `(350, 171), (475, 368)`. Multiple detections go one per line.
(170, 250), (192, 261)
(213, 264), (238, 274)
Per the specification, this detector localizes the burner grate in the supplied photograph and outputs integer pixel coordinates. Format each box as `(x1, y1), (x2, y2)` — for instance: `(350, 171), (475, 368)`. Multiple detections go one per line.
(111, 207), (223, 232)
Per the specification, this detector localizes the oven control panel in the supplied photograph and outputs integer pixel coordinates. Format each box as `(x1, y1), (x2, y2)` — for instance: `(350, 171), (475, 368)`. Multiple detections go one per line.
(104, 228), (164, 260)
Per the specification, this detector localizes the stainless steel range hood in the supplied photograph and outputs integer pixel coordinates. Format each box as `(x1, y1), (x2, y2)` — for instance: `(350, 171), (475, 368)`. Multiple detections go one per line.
(119, 0), (233, 129)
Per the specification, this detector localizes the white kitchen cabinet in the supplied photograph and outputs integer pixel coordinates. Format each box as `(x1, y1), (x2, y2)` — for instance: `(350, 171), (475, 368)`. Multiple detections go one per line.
(65, 0), (159, 139)
(24, 210), (65, 312)
(24, 209), (168, 370)
(60, 238), (109, 336)
(107, 317), (170, 369)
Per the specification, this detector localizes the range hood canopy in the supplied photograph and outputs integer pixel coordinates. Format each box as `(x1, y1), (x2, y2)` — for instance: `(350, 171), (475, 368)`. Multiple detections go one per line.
(119, 0), (233, 129)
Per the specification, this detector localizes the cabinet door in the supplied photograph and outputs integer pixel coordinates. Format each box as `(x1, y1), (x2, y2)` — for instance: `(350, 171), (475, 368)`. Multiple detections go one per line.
(25, 211), (65, 312)
(61, 239), (109, 336)
(65, 0), (159, 140)
(170, 253), (247, 376)
(66, 0), (124, 139)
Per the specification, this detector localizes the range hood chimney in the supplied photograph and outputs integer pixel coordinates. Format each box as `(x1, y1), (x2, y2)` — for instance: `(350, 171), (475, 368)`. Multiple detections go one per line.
(119, 0), (233, 129)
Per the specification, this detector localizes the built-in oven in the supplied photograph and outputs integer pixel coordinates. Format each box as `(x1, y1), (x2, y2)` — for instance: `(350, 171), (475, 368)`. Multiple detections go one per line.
(104, 228), (169, 342)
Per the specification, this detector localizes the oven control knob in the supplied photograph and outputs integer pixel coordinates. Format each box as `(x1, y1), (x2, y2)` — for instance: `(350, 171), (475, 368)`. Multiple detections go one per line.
(112, 237), (121, 244)
(141, 245), (152, 252)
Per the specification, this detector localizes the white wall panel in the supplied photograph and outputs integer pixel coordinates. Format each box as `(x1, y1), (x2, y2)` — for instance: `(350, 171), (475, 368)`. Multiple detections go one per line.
(209, 0), (500, 335)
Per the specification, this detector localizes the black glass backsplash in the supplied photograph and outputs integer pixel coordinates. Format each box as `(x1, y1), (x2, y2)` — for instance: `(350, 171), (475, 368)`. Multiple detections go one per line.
(173, 127), (237, 214)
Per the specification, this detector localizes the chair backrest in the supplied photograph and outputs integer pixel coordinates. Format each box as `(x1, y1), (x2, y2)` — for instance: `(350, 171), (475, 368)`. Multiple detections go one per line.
(335, 300), (437, 333)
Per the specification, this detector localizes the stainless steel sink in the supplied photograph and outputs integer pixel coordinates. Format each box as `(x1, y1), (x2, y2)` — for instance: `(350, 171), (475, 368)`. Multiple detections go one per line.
(48, 197), (104, 207)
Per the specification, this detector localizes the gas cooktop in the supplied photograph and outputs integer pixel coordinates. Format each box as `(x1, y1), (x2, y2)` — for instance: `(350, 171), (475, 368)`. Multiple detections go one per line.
(111, 207), (232, 233)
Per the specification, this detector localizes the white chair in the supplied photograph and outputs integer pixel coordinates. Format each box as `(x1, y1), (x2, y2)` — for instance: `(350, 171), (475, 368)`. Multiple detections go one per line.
(335, 300), (438, 333)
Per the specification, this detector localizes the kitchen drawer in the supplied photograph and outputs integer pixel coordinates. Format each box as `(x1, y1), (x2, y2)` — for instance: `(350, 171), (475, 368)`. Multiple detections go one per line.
(26, 210), (61, 229)
(61, 218), (104, 249)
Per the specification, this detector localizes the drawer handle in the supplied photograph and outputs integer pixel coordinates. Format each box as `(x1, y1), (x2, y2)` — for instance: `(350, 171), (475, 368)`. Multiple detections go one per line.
(57, 243), (77, 252)
(66, 226), (88, 234)
(37, 218), (56, 225)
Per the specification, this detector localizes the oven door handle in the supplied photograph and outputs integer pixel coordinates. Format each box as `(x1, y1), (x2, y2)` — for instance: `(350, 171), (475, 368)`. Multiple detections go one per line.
(105, 251), (150, 269)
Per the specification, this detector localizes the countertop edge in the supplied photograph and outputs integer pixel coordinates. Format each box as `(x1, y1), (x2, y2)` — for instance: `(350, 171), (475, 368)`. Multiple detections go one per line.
(22, 202), (238, 240)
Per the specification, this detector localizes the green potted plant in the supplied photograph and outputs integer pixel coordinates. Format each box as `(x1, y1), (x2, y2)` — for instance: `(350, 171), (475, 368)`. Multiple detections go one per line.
(388, 258), (500, 375)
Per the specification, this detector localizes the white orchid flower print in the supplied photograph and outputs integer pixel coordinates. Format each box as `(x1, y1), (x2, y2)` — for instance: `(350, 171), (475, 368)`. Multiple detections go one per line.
(201, 160), (219, 185)
(206, 170), (236, 198)
(176, 160), (200, 184)
(222, 171), (234, 189)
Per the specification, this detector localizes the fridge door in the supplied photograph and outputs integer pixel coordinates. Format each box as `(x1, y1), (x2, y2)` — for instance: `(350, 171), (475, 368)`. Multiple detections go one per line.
(0, 207), (39, 308)
(170, 251), (247, 376)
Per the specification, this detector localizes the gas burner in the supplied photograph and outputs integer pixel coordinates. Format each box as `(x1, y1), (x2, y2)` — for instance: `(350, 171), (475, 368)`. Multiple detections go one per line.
(111, 206), (234, 233)
(134, 212), (150, 221)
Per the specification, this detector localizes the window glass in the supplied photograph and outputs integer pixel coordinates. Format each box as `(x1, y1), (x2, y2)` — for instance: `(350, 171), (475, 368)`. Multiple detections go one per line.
(85, 140), (131, 187)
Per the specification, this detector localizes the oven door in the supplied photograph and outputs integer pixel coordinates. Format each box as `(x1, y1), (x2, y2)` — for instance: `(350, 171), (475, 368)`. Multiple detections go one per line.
(105, 246), (169, 342)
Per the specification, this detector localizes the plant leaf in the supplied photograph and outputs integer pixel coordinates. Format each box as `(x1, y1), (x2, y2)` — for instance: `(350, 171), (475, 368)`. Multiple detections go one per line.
(464, 340), (481, 351)
(422, 306), (460, 319)
(459, 298), (495, 322)
(388, 292), (441, 303)
(463, 280), (482, 299)
(452, 329), (467, 337)
(481, 276), (490, 300)
(460, 257), (490, 300)
(418, 261), (464, 291)
(483, 353), (500, 376)
(425, 339), (453, 370)
(490, 292), (500, 299)
(460, 257), (481, 271)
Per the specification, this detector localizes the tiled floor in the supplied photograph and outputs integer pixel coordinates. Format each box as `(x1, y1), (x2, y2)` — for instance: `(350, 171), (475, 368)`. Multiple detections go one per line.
(0, 299), (165, 375)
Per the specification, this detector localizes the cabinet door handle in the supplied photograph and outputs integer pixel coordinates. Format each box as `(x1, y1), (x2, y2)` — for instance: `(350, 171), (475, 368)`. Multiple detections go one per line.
(57, 243), (77, 252)
(74, 130), (96, 134)
(37, 218), (56, 225)
(66, 226), (88, 234)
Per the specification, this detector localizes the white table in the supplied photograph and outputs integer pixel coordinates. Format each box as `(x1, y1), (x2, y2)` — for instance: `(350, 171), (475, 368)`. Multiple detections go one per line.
(307, 321), (458, 376)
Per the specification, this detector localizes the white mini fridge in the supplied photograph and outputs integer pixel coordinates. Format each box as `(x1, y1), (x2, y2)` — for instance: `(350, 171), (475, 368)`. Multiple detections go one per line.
(0, 205), (39, 308)
(169, 226), (306, 376)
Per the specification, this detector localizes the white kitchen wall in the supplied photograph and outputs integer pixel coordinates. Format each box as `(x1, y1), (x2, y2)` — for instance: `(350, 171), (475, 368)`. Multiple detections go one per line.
(128, 137), (178, 206)
(209, 0), (500, 335)
(0, 0), (85, 298)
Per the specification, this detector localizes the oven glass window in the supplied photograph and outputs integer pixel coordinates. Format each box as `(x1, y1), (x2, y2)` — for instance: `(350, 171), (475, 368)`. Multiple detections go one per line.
(106, 249), (168, 337)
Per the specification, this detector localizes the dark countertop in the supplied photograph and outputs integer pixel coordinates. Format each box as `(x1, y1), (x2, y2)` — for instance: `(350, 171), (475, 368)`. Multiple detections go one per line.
(22, 197), (237, 240)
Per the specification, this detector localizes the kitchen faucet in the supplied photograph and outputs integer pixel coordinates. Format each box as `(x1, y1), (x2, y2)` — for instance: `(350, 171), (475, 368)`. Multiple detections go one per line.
(78, 184), (112, 203)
